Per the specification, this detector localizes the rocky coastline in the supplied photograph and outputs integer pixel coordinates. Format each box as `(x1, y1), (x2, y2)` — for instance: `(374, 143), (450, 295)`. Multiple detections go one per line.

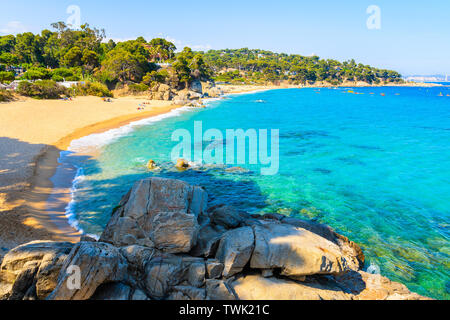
(0, 178), (430, 300)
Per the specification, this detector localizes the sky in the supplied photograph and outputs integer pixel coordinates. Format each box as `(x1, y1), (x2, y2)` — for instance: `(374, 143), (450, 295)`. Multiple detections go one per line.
(1, 0), (449, 76)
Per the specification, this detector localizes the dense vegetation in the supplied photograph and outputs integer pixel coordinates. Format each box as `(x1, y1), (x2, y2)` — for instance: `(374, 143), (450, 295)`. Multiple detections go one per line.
(0, 23), (402, 99)
(203, 48), (402, 85)
(0, 89), (14, 102)
(17, 80), (68, 99)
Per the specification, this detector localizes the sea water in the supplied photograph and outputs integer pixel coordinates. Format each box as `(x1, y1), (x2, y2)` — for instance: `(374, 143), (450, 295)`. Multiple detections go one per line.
(62, 86), (450, 299)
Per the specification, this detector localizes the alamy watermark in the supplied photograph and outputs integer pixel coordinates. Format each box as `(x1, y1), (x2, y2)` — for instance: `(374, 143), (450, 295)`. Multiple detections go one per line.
(171, 121), (280, 176)
(367, 5), (381, 30)
(66, 265), (81, 290)
(66, 5), (81, 30)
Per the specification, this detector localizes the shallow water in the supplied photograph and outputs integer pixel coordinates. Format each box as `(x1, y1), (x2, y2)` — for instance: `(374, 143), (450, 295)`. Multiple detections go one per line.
(63, 86), (450, 299)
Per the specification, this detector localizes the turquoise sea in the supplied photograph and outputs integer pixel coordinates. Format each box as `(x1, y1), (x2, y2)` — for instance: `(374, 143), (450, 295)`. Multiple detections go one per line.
(62, 86), (450, 299)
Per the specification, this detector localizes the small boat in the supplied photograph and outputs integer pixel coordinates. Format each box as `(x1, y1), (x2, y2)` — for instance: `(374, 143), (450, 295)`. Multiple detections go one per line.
(381, 93), (386, 96)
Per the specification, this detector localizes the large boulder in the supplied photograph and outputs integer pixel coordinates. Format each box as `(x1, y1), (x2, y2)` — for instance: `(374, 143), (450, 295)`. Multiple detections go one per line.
(0, 241), (73, 300)
(1, 178), (429, 301)
(282, 217), (364, 270)
(189, 80), (203, 94)
(250, 222), (350, 278)
(47, 242), (127, 300)
(231, 274), (352, 300)
(100, 178), (207, 254)
(215, 227), (255, 278)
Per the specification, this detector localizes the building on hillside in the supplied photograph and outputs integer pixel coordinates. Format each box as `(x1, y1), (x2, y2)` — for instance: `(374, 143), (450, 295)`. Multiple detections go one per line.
(57, 81), (81, 88)
(156, 63), (171, 68)
(4, 80), (21, 90)
(6, 66), (24, 76)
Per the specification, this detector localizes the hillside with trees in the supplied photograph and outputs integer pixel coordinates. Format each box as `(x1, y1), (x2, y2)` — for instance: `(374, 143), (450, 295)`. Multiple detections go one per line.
(203, 48), (402, 85)
(0, 23), (403, 99)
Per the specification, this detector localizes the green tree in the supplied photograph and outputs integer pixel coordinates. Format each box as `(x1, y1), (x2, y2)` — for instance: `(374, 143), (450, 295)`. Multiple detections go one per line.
(62, 46), (83, 67)
(0, 71), (15, 83)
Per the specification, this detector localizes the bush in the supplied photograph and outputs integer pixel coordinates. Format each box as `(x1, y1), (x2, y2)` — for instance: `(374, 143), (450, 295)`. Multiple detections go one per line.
(23, 67), (52, 80)
(74, 81), (113, 97)
(51, 67), (82, 82)
(0, 71), (15, 83)
(128, 83), (149, 94)
(17, 80), (68, 99)
(0, 89), (14, 102)
(142, 70), (169, 87)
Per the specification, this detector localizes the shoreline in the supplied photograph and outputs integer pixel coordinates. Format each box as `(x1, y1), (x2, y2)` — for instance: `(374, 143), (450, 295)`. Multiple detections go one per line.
(33, 105), (188, 240)
(0, 82), (444, 253)
(0, 97), (185, 255)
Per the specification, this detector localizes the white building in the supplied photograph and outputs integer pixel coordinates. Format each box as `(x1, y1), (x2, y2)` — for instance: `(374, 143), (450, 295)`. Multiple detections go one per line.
(57, 81), (81, 88)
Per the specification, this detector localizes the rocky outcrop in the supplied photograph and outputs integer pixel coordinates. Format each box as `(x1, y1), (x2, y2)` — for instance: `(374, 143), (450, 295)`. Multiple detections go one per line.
(148, 84), (175, 101)
(47, 242), (127, 300)
(0, 241), (73, 300)
(250, 223), (350, 278)
(0, 178), (430, 300)
(100, 178), (208, 253)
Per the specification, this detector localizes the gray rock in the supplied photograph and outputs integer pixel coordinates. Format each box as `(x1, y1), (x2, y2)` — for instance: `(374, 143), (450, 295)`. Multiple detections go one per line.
(208, 205), (249, 229)
(0, 241), (73, 300)
(206, 260), (224, 279)
(187, 261), (206, 288)
(250, 223), (350, 278)
(206, 279), (236, 300)
(131, 288), (150, 300)
(231, 274), (352, 300)
(190, 224), (223, 258)
(190, 80), (203, 94)
(144, 254), (205, 299)
(216, 227), (255, 278)
(8, 261), (39, 300)
(101, 178), (207, 254)
(47, 242), (127, 300)
(282, 217), (364, 271)
(150, 211), (199, 254)
(261, 269), (273, 278)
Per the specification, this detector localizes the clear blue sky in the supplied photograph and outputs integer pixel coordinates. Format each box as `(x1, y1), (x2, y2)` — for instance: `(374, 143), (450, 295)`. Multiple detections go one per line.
(1, 0), (449, 75)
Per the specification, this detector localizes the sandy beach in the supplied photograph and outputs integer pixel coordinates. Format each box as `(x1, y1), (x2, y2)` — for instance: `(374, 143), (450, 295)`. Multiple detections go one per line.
(0, 95), (183, 256)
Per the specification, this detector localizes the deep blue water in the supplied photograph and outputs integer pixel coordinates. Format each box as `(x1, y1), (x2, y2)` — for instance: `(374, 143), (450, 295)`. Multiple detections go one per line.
(63, 86), (450, 299)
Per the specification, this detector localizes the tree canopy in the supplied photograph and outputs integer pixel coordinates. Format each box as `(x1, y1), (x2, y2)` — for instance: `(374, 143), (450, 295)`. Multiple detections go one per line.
(0, 23), (402, 90)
